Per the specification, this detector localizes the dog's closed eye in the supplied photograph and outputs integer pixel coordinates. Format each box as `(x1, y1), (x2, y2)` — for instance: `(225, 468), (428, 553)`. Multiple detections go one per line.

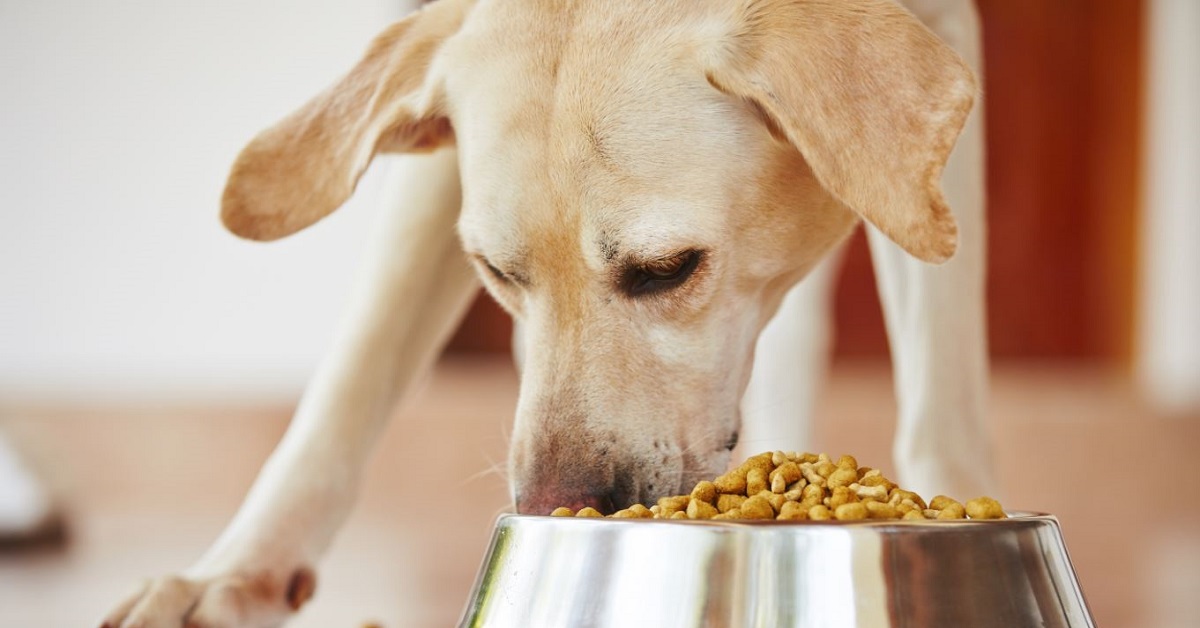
(621, 250), (704, 297)
(483, 259), (508, 283)
(472, 255), (525, 287)
(470, 253), (528, 286)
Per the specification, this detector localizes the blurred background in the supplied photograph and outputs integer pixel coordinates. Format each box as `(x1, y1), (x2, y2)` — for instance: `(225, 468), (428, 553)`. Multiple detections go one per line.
(1, 0), (1196, 626)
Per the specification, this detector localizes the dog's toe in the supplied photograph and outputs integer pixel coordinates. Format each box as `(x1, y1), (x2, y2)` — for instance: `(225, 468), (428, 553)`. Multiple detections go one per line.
(102, 567), (315, 628)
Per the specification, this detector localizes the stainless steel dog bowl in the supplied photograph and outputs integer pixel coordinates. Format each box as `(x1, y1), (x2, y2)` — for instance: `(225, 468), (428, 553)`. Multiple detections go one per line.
(460, 512), (1093, 627)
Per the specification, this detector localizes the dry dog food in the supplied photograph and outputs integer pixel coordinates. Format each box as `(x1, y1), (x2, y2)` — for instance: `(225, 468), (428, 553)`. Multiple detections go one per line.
(551, 452), (1006, 521)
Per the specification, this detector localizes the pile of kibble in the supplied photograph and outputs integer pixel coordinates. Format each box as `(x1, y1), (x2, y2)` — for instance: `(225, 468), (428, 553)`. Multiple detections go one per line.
(551, 451), (1005, 521)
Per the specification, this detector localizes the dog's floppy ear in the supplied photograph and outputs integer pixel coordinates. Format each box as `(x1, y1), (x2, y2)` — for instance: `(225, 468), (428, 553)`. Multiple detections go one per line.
(707, 0), (975, 263)
(221, 0), (471, 241)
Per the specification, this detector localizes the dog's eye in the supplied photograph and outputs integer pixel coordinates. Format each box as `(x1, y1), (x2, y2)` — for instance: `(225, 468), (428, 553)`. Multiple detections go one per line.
(624, 250), (703, 296)
(475, 256), (509, 283)
(484, 261), (508, 282)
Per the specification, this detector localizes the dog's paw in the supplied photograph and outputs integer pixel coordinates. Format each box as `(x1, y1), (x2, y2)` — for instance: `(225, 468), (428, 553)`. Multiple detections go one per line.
(100, 566), (316, 628)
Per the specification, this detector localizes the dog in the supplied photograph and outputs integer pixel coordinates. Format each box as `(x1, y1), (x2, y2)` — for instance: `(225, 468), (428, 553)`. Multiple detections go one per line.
(102, 0), (993, 625)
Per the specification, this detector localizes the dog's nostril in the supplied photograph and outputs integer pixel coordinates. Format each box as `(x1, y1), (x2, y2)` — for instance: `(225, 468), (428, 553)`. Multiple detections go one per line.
(725, 430), (740, 451)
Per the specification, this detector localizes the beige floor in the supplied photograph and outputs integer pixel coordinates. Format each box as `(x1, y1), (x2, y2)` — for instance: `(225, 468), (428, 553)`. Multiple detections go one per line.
(1, 358), (1197, 627)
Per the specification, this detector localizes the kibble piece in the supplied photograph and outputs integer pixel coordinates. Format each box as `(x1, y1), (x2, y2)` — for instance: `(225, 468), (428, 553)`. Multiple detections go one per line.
(801, 483), (826, 502)
(835, 502), (869, 520)
(836, 454), (858, 470)
(658, 495), (690, 511)
(772, 451), (790, 466)
(889, 489), (927, 510)
(865, 501), (898, 519)
(723, 508), (743, 519)
(576, 507), (603, 518)
(902, 509), (926, 521)
(770, 461), (802, 484)
(799, 463), (825, 486)
(714, 470), (747, 494)
(629, 504), (653, 519)
(937, 503), (966, 520)
(778, 501), (809, 520)
(612, 509), (636, 518)
(742, 452), (776, 474)
(929, 495), (960, 511)
(816, 461), (837, 479)
(852, 483), (888, 501)
(828, 486), (859, 510)
(691, 481), (718, 504)
(771, 474), (787, 494)
(746, 468), (768, 495)
(550, 507), (574, 517)
(717, 494), (747, 513)
(687, 498), (719, 520)
(827, 467), (859, 489)
(757, 490), (785, 513)
(966, 497), (1006, 519)
(860, 474), (895, 492)
(670, 510), (688, 520)
(809, 505), (833, 520)
(741, 495), (775, 519)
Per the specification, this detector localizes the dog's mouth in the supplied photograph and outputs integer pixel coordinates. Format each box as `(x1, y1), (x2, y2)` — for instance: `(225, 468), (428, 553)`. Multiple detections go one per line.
(511, 425), (740, 515)
(514, 464), (682, 515)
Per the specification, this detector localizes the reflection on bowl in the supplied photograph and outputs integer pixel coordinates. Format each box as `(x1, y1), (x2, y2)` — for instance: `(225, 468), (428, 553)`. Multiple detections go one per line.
(460, 512), (1093, 628)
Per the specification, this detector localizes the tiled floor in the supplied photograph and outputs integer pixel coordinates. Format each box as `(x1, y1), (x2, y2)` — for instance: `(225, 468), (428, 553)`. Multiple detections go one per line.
(1, 358), (1197, 627)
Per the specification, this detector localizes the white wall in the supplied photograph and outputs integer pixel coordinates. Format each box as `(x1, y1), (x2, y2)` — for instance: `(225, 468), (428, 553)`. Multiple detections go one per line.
(0, 1), (420, 401)
(1138, 0), (1200, 412)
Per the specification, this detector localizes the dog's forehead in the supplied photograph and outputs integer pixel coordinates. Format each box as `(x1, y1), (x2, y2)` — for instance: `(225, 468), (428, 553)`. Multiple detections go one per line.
(449, 1), (760, 264)
(443, 0), (741, 164)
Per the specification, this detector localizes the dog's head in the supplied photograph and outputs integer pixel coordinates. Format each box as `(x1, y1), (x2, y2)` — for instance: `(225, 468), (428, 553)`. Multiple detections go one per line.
(222, 0), (974, 514)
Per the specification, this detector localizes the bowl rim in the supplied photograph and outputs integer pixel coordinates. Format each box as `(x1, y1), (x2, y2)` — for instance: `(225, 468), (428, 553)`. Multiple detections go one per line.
(497, 511), (1054, 527)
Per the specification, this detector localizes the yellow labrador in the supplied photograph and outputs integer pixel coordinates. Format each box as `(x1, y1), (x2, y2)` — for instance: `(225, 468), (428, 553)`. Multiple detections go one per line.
(103, 0), (992, 625)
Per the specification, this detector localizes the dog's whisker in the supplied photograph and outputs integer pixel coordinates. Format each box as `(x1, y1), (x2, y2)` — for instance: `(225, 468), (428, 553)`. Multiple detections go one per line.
(486, 450), (510, 480)
(459, 451), (510, 488)
(460, 465), (502, 486)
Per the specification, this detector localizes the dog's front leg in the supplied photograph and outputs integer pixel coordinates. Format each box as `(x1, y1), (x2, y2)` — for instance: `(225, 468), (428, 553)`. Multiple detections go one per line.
(870, 0), (997, 500)
(102, 150), (478, 628)
(740, 253), (842, 457)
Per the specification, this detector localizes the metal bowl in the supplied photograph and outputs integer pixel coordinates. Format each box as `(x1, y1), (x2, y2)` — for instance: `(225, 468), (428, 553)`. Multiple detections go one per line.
(459, 512), (1094, 627)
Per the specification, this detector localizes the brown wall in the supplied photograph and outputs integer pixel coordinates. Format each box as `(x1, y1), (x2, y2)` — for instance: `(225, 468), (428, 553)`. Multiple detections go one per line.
(449, 1), (1143, 360)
